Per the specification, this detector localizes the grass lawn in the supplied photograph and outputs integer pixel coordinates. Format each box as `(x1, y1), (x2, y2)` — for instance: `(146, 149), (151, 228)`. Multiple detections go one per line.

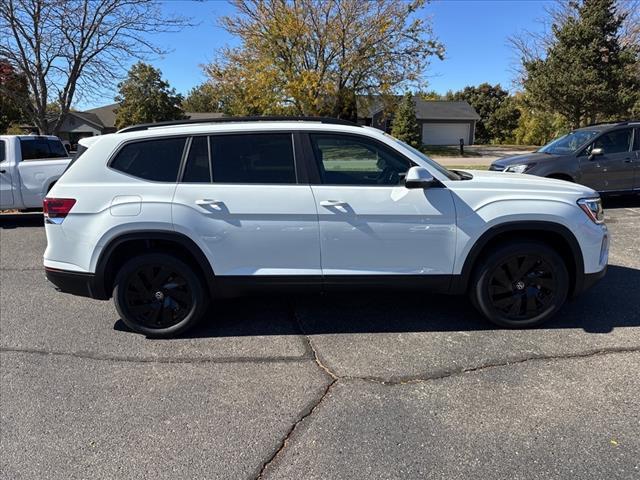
(446, 165), (489, 171)
(421, 146), (476, 157)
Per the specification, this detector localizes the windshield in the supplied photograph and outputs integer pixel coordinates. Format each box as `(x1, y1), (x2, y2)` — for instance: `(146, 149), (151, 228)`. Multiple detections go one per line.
(386, 135), (461, 180)
(538, 130), (600, 155)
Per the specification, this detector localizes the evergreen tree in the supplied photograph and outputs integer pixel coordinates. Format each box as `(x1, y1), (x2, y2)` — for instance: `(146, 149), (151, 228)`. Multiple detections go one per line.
(182, 83), (221, 113)
(0, 60), (28, 133)
(522, 0), (639, 128)
(391, 92), (421, 148)
(115, 63), (185, 129)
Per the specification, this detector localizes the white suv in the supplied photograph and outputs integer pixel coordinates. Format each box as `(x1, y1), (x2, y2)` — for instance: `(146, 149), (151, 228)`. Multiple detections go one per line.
(43, 118), (609, 337)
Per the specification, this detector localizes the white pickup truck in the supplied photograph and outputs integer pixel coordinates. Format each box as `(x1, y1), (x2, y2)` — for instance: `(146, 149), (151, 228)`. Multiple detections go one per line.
(0, 135), (71, 210)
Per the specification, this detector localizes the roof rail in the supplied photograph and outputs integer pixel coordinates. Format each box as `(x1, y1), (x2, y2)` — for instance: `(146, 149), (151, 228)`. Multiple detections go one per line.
(117, 116), (362, 133)
(586, 119), (640, 127)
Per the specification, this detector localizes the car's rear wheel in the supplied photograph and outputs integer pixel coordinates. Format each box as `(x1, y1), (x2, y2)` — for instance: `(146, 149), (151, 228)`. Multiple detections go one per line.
(470, 241), (569, 328)
(113, 253), (208, 337)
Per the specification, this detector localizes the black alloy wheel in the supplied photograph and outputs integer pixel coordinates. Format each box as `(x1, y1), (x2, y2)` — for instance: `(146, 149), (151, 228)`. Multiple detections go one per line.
(124, 265), (193, 328)
(487, 254), (556, 320)
(471, 241), (569, 328)
(114, 253), (207, 337)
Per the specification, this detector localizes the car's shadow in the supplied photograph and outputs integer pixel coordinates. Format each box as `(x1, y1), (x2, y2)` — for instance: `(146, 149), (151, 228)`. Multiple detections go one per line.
(602, 194), (640, 209)
(0, 212), (44, 229)
(114, 264), (640, 338)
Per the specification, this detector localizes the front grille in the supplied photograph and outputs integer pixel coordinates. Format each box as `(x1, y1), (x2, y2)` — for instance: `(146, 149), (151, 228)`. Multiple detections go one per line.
(489, 164), (505, 171)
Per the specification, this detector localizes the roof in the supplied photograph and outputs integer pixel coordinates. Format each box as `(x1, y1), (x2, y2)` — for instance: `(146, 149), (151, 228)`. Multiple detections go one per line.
(80, 104), (225, 129)
(577, 120), (640, 131)
(358, 96), (480, 121)
(68, 111), (105, 129)
(414, 100), (480, 121)
(84, 103), (118, 129)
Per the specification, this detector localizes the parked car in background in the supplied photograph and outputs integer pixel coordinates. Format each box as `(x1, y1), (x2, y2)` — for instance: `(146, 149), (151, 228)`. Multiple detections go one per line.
(490, 121), (640, 194)
(44, 117), (608, 337)
(0, 135), (71, 210)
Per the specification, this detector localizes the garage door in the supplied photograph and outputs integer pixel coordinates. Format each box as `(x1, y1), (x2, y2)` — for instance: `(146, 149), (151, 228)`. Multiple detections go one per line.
(422, 123), (470, 146)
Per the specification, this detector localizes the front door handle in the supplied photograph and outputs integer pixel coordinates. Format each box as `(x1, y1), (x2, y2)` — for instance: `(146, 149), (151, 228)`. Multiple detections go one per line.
(0, 169), (6, 174)
(195, 199), (224, 209)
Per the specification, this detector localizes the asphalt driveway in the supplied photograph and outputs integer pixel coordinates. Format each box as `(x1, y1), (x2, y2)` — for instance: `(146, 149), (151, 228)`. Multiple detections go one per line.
(1, 197), (639, 479)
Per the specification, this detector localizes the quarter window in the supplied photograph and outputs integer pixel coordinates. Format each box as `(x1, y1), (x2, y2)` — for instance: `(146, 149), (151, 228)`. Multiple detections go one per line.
(111, 137), (186, 182)
(210, 133), (296, 184)
(309, 134), (411, 185)
(593, 129), (632, 155)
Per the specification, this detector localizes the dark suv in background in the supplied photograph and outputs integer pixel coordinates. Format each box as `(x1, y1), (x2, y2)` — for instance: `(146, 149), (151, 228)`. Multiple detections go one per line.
(490, 121), (640, 194)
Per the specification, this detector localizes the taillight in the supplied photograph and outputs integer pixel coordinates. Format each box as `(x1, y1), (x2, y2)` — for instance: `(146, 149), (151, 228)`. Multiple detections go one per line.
(43, 198), (76, 224)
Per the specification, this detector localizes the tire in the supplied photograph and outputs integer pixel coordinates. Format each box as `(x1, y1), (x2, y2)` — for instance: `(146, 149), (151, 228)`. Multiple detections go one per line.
(469, 241), (569, 328)
(113, 253), (208, 337)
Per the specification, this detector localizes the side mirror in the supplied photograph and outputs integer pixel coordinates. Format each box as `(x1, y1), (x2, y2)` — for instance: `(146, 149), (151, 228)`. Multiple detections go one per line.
(405, 166), (436, 189)
(589, 147), (603, 160)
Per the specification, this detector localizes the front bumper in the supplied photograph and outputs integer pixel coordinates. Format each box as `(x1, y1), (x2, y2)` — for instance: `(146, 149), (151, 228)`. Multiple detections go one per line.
(45, 268), (108, 300)
(578, 265), (607, 295)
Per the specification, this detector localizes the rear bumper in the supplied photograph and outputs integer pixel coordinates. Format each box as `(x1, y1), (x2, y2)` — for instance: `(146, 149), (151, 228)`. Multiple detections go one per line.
(45, 268), (108, 300)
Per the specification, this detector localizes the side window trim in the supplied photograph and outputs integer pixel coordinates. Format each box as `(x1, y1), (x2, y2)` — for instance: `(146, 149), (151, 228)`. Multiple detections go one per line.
(633, 127), (640, 152)
(304, 132), (415, 187)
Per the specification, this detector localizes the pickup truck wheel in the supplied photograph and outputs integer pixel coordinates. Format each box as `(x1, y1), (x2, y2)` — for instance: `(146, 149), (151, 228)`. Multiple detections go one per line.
(113, 253), (208, 337)
(470, 242), (568, 328)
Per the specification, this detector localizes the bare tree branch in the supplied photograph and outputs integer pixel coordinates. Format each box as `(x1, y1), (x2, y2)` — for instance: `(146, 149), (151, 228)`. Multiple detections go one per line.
(0, 0), (193, 133)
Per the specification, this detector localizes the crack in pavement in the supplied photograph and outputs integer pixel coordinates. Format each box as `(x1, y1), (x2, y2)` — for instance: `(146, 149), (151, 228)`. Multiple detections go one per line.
(0, 346), (313, 365)
(255, 378), (337, 479)
(345, 346), (640, 385)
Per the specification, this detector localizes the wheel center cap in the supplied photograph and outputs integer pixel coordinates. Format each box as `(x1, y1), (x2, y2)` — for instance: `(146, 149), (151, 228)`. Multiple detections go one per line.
(514, 280), (526, 291)
(154, 291), (164, 301)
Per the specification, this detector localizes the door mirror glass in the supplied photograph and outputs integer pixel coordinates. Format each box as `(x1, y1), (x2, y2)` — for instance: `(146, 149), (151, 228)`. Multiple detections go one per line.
(405, 166), (435, 189)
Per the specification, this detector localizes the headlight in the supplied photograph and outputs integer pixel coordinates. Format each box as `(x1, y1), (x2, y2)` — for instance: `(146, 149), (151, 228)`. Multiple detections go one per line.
(577, 197), (604, 224)
(505, 163), (535, 173)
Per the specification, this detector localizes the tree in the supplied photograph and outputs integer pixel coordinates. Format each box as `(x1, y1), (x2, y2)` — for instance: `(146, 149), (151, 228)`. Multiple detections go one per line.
(204, 0), (444, 117)
(448, 83), (520, 144)
(182, 83), (222, 113)
(0, 59), (28, 133)
(513, 93), (570, 146)
(114, 63), (185, 129)
(391, 92), (421, 148)
(0, 0), (190, 134)
(516, 0), (639, 128)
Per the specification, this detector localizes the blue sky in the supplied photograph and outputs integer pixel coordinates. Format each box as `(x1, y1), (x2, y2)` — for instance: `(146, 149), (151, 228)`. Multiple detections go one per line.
(81, 0), (551, 109)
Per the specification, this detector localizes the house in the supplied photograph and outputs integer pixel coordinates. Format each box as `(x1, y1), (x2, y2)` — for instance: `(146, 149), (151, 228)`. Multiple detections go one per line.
(55, 103), (225, 148)
(357, 97), (480, 146)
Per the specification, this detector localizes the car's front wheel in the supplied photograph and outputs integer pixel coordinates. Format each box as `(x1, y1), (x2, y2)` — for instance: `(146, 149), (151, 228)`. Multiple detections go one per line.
(113, 253), (208, 337)
(470, 241), (569, 328)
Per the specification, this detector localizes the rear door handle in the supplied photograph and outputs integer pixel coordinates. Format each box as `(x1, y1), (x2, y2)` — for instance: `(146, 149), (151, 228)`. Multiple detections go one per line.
(320, 200), (347, 207)
(0, 169), (6, 174)
(196, 199), (224, 209)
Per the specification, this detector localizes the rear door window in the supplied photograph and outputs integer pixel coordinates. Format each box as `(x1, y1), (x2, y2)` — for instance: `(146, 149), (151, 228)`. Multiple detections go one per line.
(209, 133), (296, 184)
(19, 138), (68, 160)
(634, 128), (640, 151)
(0, 140), (5, 163)
(182, 136), (211, 183)
(110, 137), (187, 182)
